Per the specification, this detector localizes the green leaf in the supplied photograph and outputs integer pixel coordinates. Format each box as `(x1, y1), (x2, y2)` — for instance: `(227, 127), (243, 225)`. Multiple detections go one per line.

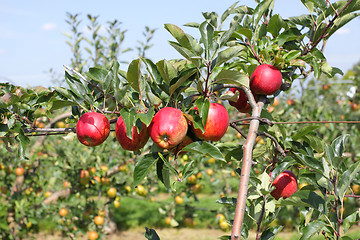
(137, 107), (155, 126)
(182, 161), (194, 179)
(195, 97), (210, 128)
(302, 135), (325, 153)
(260, 226), (284, 240)
(120, 108), (136, 139)
(169, 68), (197, 96)
(267, 14), (285, 37)
(158, 153), (178, 176)
(277, 28), (302, 46)
(146, 91), (163, 107)
(103, 60), (119, 93)
(156, 59), (178, 85)
(142, 58), (163, 84)
(343, 210), (360, 233)
(220, 13), (242, 47)
(252, 0), (275, 27)
(214, 46), (245, 67)
(168, 41), (202, 68)
(327, 12), (360, 39)
(292, 125), (319, 141)
(181, 141), (225, 162)
(337, 161), (360, 202)
(144, 227), (161, 240)
(156, 158), (170, 189)
(87, 67), (108, 83)
(299, 220), (326, 240)
(324, 144), (335, 168)
(48, 100), (77, 111)
(65, 70), (92, 105)
(216, 197), (237, 206)
(164, 24), (192, 50)
(53, 87), (76, 101)
(214, 69), (250, 88)
(284, 50), (301, 61)
(291, 151), (324, 173)
(17, 131), (30, 160)
(134, 153), (159, 185)
(221, 2), (240, 23)
(199, 21), (215, 60)
(127, 59), (141, 92)
(233, 28), (253, 41)
(331, 134), (349, 157)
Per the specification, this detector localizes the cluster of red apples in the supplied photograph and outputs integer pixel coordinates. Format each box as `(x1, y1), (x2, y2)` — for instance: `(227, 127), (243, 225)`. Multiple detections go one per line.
(75, 63), (297, 200)
(76, 103), (229, 153)
(229, 64), (282, 113)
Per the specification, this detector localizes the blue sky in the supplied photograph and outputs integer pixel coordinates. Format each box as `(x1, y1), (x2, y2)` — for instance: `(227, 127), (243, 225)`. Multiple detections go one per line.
(0, 0), (359, 87)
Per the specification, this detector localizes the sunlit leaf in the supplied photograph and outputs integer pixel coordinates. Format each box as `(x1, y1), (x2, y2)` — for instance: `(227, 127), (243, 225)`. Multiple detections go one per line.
(299, 220), (326, 240)
(127, 59), (141, 92)
(214, 69), (250, 88)
(134, 153), (159, 185)
(182, 141), (225, 162)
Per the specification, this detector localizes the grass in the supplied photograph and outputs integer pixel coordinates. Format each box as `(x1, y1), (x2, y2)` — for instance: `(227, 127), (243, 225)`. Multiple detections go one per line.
(111, 194), (222, 230)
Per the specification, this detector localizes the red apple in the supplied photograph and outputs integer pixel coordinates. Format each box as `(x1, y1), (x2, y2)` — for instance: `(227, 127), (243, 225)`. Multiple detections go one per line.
(76, 112), (110, 146)
(250, 64), (282, 95)
(192, 103), (229, 141)
(228, 88), (256, 113)
(351, 102), (359, 111)
(115, 116), (150, 151)
(148, 107), (188, 149)
(270, 170), (298, 200)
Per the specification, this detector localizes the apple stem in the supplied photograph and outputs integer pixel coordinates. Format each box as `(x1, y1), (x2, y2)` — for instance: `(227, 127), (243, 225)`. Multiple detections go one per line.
(231, 96), (266, 240)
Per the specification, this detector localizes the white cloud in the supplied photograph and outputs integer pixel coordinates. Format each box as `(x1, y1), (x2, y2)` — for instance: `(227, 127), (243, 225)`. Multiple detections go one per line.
(41, 22), (57, 31)
(0, 49), (5, 55)
(335, 28), (351, 35)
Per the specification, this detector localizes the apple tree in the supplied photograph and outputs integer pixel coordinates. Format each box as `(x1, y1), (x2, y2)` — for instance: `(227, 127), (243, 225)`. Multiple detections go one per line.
(1, 0), (360, 240)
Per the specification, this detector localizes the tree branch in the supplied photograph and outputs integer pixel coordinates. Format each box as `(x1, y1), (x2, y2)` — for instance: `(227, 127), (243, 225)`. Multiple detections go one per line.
(231, 96), (266, 240)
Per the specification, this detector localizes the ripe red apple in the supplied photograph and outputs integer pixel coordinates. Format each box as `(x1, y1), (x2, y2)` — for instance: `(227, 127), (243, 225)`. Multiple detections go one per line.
(228, 88), (256, 113)
(192, 103), (229, 141)
(76, 112), (110, 146)
(250, 64), (282, 95)
(115, 116), (150, 151)
(270, 170), (298, 200)
(148, 107), (188, 149)
(351, 102), (359, 111)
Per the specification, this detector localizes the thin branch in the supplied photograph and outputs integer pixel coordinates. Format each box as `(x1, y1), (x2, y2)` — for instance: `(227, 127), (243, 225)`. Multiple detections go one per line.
(256, 195), (267, 240)
(344, 194), (360, 198)
(230, 122), (247, 139)
(237, 120), (360, 125)
(23, 127), (76, 133)
(212, 84), (257, 110)
(231, 96), (266, 240)
(232, 117), (273, 126)
(302, 0), (353, 55)
(257, 131), (286, 157)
